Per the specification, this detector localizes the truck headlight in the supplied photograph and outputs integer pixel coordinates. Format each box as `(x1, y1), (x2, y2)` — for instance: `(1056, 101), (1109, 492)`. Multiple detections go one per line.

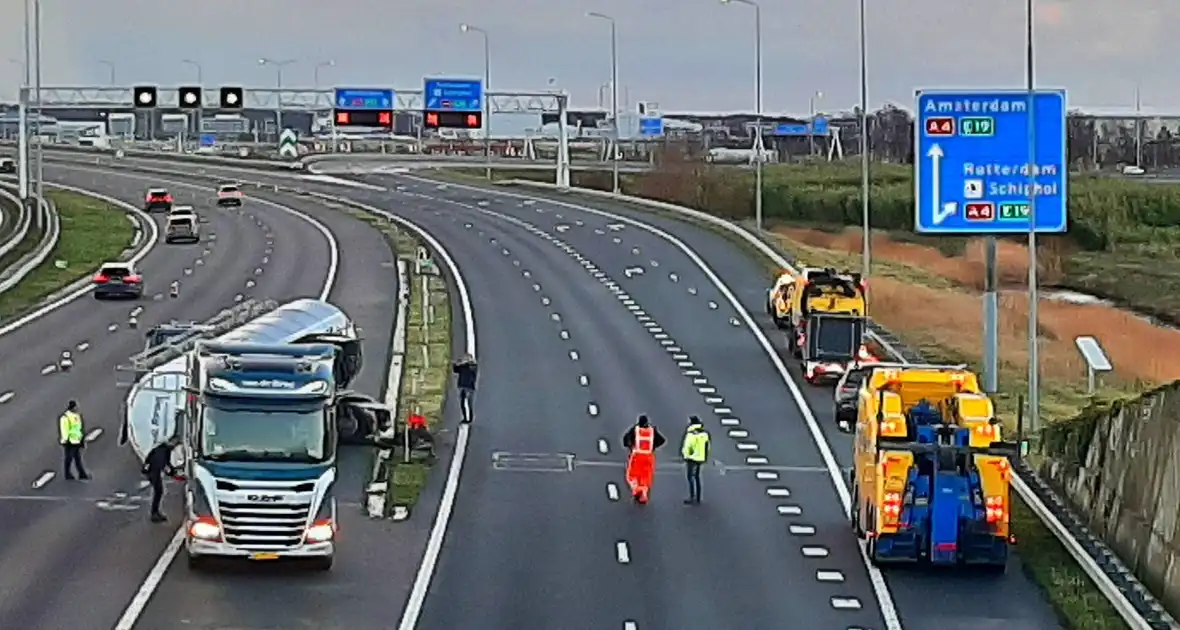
(304, 521), (334, 543)
(189, 516), (222, 541)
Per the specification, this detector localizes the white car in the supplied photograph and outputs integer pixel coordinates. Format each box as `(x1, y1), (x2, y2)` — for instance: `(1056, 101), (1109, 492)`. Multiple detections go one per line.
(216, 184), (242, 207)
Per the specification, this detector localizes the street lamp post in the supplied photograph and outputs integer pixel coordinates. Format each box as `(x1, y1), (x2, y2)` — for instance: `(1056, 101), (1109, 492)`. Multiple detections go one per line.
(460, 24), (492, 180)
(808, 90), (823, 156)
(858, 0), (870, 290)
(98, 59), (116, 85)
(259, 58), (296, 141)
(1024, 0), (1041, 434)
(181, 59), (203, 140)
(33, 0), (42, 229)
(587, 12), (620, 194)
(721, 0), (764, 230)
(313, 60), (335, 88)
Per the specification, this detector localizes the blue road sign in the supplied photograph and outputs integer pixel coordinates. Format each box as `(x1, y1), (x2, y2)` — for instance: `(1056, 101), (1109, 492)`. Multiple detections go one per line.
(772, 117), (830, 137)
(639, 117), (664, 136)
(423, 78), (483, 111)
(198, 133), (216, 148)
(914, 89), (1067, 234)
(334, 88), (394, 110)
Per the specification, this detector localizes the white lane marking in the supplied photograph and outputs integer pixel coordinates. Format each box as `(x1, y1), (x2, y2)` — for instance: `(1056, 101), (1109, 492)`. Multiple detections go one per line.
(747, 456), (769, 465)
(0, 392), (13, 403)
(616, 541), (630, 564)
(816, 570), (845, 582)
(688, 287), (697, 295)
(708, 301), (718, 309)
(684, 369), (701, 376)
(85, 428), (103, 443)
(41, 365), (56, 375)
(698, 386), (715, 393)
(598, 439), (609, 454)
(588, 403), (599, 417)
(728, 429), (749, 438)
(802, 546), (830, 558)
(767, 488), (790, 497)
(541, 297), (551, 305)
(560, 330), (570, 339)
(607, 483), (619, 501)
(569, 350), (579, 361)
(737, 443), (758, 451)
(672, 353), (689, 360)
(705, 397), (724, 404)
(715, 407), (732, 414)
(551, 313), (562, 322)
(693, 378), (708, 385)
(831, 597), (862, 610)
(653, 332), (669, 340)
(790, 524), (817, 535)
(533, 283), (541, 291)
(677, 361), (693, 367)
(778, 505), (803, 515)
(76, 342), (89, 351)
(107, 324), (118, 332)
(659, 339), (674, 346)
(650, 327), (664, 334)
(667, 345), (682, 352)
(31, 471), (55, 489)
(756, 471), (778, 481)
(579, 375), (589, 386)
(721, 418), (740, 426)
(669, 273), (678, 282)
(624, 622), (637, 630)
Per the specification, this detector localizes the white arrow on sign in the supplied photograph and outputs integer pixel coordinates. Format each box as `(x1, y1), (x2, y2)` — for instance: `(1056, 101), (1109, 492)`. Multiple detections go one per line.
(927, 144), (957, 225)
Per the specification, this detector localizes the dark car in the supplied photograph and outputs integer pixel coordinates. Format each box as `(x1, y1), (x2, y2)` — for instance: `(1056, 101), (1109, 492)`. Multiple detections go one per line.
(215, 184), (242, 207)
(834, 365), (871, 432)
(144, 188), (172, 213)
(93, 262), (144, 299)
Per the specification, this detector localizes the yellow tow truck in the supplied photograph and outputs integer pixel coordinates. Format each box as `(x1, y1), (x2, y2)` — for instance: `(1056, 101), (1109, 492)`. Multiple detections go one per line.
(765, 267), (868, 382)
(845, 364), (1017, 570)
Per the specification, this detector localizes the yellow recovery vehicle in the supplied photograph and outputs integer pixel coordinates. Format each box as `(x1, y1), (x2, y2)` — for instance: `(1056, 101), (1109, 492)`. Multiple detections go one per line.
(766, 267), (869, 382)
(845, 364), (1018, 570)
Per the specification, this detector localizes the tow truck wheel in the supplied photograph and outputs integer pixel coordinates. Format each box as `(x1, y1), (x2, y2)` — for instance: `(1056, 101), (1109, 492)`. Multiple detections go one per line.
(850, 486), (862, 537)
(186, 553), (207, 571)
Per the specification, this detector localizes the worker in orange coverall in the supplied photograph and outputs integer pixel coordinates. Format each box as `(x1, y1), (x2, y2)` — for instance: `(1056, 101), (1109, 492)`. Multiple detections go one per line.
(621, 414), (666, 504)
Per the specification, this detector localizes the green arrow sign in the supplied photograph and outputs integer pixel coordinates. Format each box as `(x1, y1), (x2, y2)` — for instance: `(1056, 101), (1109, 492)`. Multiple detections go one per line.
(278, 128), (298, 158)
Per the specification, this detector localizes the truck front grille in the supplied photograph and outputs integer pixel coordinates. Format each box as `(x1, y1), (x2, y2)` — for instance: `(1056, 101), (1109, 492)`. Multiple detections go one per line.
(215, 482), (315, 550)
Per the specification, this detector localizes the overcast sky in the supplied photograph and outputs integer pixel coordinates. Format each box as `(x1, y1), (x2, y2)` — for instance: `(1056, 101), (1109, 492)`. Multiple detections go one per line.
(0, 0), (1171, 115)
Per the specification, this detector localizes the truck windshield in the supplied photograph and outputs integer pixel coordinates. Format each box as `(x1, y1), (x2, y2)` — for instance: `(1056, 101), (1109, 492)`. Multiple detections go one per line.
(200, 402), (329, 463)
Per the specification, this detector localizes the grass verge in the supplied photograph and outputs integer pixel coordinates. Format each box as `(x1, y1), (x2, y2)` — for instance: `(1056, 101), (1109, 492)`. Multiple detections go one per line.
(439, 173), (1127, 629)
(0, 190), (134, 321)
(385, 230), (451, 513)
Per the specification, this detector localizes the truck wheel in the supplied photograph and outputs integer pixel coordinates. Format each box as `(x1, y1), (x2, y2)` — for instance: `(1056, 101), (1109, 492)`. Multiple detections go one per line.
(307, 555), (334, 572)
(186, 553), (206, 571)
(850, 487), (864, 537)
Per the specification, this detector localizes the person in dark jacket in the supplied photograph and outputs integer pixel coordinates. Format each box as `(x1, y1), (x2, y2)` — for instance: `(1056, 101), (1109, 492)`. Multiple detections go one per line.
(452, 354), (478, 423)
(621, 415), (666, 504)
(143, 436), (180, 523)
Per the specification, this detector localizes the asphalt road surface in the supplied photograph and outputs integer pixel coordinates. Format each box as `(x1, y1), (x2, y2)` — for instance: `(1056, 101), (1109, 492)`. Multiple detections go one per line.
(368, 174), (1065, 630)
(0, 164), (414, 630)
(329, 178), (886, 629)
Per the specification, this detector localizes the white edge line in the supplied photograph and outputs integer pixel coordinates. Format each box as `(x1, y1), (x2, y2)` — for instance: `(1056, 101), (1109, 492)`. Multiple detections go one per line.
(400, 174), (903, 630)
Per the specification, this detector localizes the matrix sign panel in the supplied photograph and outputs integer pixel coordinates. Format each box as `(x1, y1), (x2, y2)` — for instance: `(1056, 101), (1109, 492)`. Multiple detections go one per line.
(334, 110), (393, 129)
(422, 78), (484, 129)
(914, 89), (1067, 234)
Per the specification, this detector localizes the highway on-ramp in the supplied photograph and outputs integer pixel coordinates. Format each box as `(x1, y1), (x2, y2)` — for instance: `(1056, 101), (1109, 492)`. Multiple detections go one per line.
(366, 174), (1065, 630)
(0, 164), (409, 630)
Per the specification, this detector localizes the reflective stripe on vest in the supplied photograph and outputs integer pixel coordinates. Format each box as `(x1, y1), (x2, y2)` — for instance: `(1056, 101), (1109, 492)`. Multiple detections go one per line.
(634, 426), (655, 454)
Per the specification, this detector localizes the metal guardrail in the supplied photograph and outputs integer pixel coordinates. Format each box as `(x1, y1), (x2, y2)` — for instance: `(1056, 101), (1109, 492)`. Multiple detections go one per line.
(35, 152), (1178, 628)
(0, 186), (31, 262)
(497, 179), (1177, 630)
(0, 183), (58, 296)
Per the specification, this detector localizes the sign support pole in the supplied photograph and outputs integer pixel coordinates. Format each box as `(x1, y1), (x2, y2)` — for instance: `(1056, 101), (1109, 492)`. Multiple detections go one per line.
(1025, 0), (1040, 435)
(982, 237), (998, 392)
(17, 88), (28, 202)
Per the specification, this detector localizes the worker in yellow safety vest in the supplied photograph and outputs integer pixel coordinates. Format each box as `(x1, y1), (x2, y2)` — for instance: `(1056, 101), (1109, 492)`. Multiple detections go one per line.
(59, 401), (90, 480)
(681, 416), (710, 505)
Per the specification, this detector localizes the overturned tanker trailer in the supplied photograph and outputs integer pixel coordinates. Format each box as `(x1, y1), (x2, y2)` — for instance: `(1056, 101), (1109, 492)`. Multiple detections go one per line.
(117, 298), (393, 571)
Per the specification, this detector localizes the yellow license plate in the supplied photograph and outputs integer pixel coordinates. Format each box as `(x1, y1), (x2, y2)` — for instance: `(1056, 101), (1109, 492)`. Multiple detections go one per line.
(250, 552), (279, 560)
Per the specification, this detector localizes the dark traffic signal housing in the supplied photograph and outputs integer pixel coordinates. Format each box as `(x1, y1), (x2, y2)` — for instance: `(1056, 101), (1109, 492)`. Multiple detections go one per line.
(422, 110), (482, 130)
(178, 87), (202, 108)
(133, 86), (157, 108)
(219, 87), (243, 109)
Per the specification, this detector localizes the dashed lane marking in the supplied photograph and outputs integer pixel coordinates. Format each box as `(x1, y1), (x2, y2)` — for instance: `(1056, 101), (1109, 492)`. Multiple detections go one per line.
(721, 418), (741, 426)
(737, 442), (758, 451)
(76, 342), (89, 352)
(767, 488), (791, 497)
(831, 597), (862, 610)
(560, 330), (570, 339)
(802, 546), (830, 558)
(777, 505), (803, 516)
(747, 456), (769, 465)
(579, 375), (589, 386)
(597, 439), (609, 454)
(606, 483), (619, 501)
(728, 429), (749, 438)
(85, 428), (103, 443)
(816, 570), (845, 582)
(789, 524), (817, 535)
(588, 403), (599, 417)
(31, 472), (54, 489)
(616, 541), (630, 564)
(756, 471), (779, 481)
(569, 350), (579, 361)
(0, 392), (13, 403)
(41, 365), (56, 375)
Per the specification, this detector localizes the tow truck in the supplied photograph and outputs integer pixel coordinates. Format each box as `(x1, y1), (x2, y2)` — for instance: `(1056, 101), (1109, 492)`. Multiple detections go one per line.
(117, 299), (393, 571)
(846, 364), (1017, 570)
(766, 267), (869, 364)
(799, 312), (866, 385)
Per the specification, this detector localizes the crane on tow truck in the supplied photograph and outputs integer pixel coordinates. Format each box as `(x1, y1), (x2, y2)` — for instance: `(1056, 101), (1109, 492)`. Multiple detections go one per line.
(845, 364), (1018, 570)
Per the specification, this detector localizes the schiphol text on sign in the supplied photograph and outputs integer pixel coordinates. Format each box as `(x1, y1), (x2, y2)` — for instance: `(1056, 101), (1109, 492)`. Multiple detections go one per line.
(914, 89), (1067, 234)
(424, 78), (483, 111)
(334, 88), (394, 110)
